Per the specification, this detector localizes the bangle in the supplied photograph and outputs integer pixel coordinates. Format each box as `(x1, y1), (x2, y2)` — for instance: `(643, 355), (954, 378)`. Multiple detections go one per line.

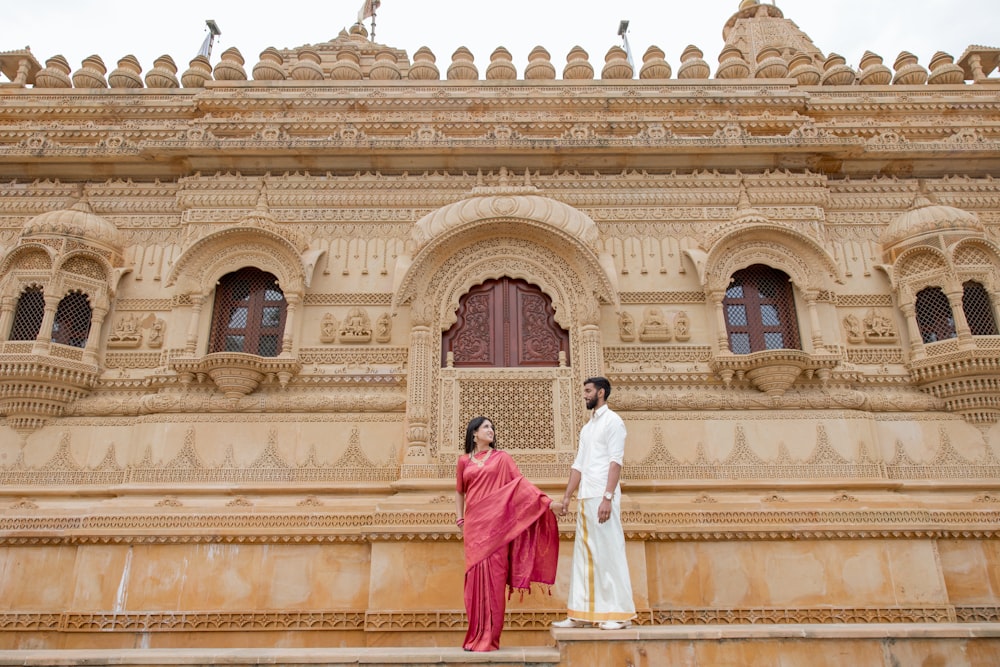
(456, 518), (465, 526)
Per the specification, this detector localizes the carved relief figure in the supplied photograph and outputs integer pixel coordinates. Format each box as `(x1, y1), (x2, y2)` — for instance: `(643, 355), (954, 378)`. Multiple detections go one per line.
(843, 313), (863, 344)
(108, 313), (142, 348)
(618, 311), (635, 342)
(339, 307), (372, 343)
(864, 309), (898, 343)
(375, 312), (392, 343)
(639, 307), (671, 342)
(674, 310), (690, 342)
(148, 318), (165, 348)
(320, 313), (338, 343)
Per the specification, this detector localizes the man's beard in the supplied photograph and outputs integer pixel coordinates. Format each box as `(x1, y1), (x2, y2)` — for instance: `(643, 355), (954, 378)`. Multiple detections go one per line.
(586, 396), (598, 410)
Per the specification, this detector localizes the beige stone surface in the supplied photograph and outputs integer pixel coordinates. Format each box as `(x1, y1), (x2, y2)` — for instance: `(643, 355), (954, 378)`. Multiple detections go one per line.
(1, 0), (1000, 655)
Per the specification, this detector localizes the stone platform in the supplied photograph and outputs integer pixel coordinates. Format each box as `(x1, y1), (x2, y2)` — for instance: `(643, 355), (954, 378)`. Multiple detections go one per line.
(0, 646), (557, 667)
(2, 623), (1000, 666)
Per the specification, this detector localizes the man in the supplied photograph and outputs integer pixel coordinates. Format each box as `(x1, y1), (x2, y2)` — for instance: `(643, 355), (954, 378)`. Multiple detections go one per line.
(552, 376), (636, 630)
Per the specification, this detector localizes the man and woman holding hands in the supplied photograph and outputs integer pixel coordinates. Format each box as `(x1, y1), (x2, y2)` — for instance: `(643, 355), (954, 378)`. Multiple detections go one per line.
(455, 376), (636, 652)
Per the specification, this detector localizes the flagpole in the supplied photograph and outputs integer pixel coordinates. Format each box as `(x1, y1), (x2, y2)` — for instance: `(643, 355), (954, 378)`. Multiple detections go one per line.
(370, 4), (377, 42)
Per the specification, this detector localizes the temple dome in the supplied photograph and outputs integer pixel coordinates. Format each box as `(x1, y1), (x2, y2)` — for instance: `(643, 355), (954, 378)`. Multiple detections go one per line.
(22, 198), (121, 248)
(881, 194), (983, 248)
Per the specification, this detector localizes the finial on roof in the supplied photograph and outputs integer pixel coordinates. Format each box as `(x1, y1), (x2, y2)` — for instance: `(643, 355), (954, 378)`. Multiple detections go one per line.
(736, 180), (755, 213)
(255, 179), (271, 215)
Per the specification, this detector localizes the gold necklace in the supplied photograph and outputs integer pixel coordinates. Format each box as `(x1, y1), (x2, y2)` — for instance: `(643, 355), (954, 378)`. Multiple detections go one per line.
(469, 448), (492, 468)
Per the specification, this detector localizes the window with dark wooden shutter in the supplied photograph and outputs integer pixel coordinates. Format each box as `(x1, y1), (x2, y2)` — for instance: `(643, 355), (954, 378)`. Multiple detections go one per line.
(442, 277), (569, 367)
(209, 268), (287, 357)
(722, 264), (800, 354)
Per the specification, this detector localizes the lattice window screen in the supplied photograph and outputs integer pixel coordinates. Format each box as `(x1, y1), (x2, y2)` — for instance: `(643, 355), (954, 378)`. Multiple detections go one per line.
(9, 287), (44, 341)
(898, 253), (947, 278)
(963, 281), (999, 335)
(723, 264), (800, 353)
(915, 286), (957, 343)
(209, 268), (287, 357)
(458, 378), (555, 450)
(50, 292), (92, 348)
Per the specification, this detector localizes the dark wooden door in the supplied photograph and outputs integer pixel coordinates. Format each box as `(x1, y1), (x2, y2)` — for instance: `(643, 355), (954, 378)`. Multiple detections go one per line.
(442, 277), (569, 367)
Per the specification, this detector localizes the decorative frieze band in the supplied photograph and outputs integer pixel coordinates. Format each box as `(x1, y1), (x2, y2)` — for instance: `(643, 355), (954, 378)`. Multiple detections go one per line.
(303, 293), (393, 306)
(0, 605), (994, 633)
(1, 507), (998, 545)
(112, 299), (173, 311)
(846, 347), (906, 365)
(835, 294), (894, 307)
(297, 346), (407, 364)
(618, 292), (706, 304)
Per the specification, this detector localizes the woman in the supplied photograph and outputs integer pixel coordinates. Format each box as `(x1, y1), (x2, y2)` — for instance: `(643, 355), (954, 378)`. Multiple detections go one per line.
(455, 416), (559, 652)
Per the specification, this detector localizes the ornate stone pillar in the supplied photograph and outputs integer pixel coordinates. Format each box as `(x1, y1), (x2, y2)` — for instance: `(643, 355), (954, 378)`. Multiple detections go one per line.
(404, 324), (432, 462)
(710, 291), (730, 352)
(578, 324), (603, 380)
(804, 291), (827, 352)
(900, 302), (926, 360)
(83, 305), (108, 365)
(32, 294), (60, 353)
(0, 295), (16, 342)
(946, 288), (974, 347)
(282, 293), (300, 355)
(184, 294), (204, 355)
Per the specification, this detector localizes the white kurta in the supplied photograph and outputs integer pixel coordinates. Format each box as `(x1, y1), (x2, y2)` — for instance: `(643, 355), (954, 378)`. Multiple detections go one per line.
(566, 405), (635, 622)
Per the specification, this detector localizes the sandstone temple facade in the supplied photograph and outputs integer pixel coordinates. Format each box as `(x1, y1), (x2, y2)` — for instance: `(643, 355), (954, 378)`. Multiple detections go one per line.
(1, 1), (999, 664)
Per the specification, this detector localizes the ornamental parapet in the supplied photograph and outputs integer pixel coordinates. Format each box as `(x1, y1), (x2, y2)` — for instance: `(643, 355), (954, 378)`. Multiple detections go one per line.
(4, 42), (995, 89)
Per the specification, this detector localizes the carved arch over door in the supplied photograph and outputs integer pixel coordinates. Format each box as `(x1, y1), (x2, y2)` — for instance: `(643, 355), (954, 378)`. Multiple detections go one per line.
(392, 195), (619, 468)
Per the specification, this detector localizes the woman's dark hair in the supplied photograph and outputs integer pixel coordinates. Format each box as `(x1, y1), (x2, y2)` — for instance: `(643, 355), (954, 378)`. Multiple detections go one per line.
(584, 376), (612, 399)
(464, 416), (497, 454)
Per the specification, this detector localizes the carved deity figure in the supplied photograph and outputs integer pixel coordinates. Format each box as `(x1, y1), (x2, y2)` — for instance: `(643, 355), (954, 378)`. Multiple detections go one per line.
(639, 307), (671, 342)
(618, 310), (635, 342)
(864, 309), (898, 344)
(375, 312), (391, 343)
(339, 307), (372, 343)
(674, 310), (691, 342)
(843, 313), (863, 344)
(108, 313), (142, 348)
(320, 313), (338, 344)
(147, 318), (165, 348)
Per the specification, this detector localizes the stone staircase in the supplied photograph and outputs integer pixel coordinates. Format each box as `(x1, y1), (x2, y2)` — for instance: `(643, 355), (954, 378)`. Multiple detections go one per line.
(2, 623), (1000, 666)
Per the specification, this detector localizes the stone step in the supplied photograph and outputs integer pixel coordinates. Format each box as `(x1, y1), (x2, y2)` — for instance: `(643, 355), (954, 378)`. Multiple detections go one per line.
(3, 624), (1000, 666)
(0, 646), (561, 667)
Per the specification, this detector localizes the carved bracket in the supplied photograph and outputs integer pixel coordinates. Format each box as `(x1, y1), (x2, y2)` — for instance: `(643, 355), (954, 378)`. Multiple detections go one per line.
(710, 349), (841, 396)
(171, 352), (302, 398)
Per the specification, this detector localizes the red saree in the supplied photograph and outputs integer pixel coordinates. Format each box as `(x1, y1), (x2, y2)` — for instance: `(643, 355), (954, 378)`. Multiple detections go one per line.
(457, 449), (558, 651)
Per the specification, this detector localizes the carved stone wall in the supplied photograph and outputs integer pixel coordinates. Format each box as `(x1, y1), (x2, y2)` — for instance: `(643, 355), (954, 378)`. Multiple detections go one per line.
(2, 0), (1000, 655)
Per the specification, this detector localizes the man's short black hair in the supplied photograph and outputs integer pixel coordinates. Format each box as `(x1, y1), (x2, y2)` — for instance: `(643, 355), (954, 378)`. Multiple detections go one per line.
(584, 376), (612, 399)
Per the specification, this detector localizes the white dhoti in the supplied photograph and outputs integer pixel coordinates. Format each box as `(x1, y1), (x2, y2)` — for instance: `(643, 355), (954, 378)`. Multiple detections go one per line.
(566, 496), (636, 623)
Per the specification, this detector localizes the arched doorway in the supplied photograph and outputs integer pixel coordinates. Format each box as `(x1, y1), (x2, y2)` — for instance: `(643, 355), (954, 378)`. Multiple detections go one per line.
(439, 277), (572, 455)
(392, 193), (619, 467)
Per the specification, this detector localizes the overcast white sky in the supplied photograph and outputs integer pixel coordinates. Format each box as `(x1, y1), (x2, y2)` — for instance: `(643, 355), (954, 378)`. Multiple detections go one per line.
(4, 1), (998, 80)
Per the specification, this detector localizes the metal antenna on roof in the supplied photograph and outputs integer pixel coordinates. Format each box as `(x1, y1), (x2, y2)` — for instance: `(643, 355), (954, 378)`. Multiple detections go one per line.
(618, 20), (634, 73)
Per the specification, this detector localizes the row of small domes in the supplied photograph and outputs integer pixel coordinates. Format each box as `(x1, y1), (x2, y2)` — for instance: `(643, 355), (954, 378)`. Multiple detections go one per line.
(31, 44), (966, 88)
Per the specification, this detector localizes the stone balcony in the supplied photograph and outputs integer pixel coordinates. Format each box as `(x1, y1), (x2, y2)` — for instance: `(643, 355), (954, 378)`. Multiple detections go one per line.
(909, 336), (1000, 424)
